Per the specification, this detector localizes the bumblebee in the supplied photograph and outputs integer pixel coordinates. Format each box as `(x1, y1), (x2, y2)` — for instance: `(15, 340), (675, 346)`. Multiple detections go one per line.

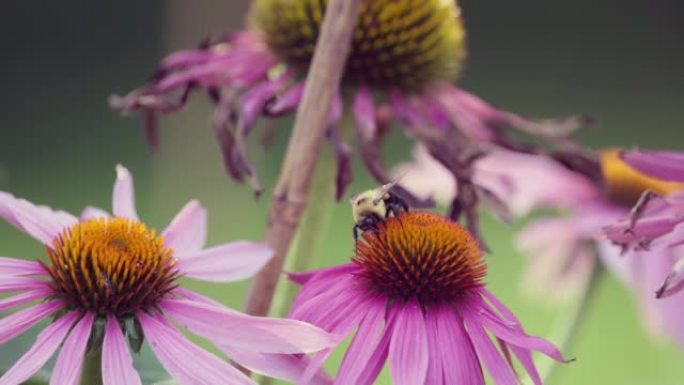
(350, 182), (409, 243)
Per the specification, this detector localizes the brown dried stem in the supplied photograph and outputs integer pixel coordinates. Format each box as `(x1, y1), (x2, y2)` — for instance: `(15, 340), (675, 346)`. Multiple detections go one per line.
(243, 0), (362, 317)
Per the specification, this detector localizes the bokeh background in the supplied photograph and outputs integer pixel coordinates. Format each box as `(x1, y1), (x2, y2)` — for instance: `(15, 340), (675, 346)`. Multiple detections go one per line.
(1, 0), (683, 384)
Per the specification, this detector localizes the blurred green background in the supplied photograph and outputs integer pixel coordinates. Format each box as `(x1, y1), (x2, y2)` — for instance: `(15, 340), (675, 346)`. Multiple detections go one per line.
(1, 0), (683, 384)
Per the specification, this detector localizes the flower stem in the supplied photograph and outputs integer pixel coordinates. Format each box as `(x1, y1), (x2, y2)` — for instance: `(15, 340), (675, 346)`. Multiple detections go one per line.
(536, 260), (605, 385)
(273, 147), (337, 317)
(258, 147), (337, 385)
(79, 347), (103, 385)
(244, 0), (363, 317)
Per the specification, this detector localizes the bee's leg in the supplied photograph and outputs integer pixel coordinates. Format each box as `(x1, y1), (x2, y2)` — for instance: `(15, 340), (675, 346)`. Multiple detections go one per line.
(353, 224), (360, 250)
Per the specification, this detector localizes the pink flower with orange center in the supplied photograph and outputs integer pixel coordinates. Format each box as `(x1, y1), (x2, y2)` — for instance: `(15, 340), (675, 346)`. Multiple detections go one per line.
(0, 166), (337, 385)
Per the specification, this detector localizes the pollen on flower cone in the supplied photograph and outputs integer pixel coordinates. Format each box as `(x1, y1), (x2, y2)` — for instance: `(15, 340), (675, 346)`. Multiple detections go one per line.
(44, 218), (179, 317)
(354, 211), (486, 305)
(250, 0), (467, 91)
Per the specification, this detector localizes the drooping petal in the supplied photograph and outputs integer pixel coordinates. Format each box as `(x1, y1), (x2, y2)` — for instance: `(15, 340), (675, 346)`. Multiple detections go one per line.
(474, 301), (564, 362)
(102, 314), (142, 385)
(427, 306), (484, 385)
(137, 312), (255, 385)
(0, 311), (78, 385)
(161, 200), (207, 258)
(265, 82), (305, 116)
(112, 165), (138, 220)
(0, 276), (49, 293)
(160, 298), (339, 354)
(289, 275), (367, 331)
(658, 257), (684, 298)
(0, 300), (63, 344)
(356, 312), (395, 385)
(388, 302), (428, 385)
(622, 150), (684, 182)
(0, 191), (77, 246)
(0, 287), (53, 312)
(462, 307), (517, 385)
(288, 264), (360, 309)
(50, 312), (95, 385)
(336, 298), (386, 385)
(176, 241), (273, 282)
(225, 349), (333, 385)
(0, 257), (46, 276)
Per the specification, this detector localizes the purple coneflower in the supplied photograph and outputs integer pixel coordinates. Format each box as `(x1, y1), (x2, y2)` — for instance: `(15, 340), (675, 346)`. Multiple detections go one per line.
(507, 149), (684, 345)
(111, 0), (589, 206)
(288, 211), (565, 385)
(603, 149), (684, 299)
(0, 165), (337, 385)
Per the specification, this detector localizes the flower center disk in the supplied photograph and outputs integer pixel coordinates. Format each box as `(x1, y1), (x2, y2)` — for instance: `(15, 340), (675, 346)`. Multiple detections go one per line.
(355, 211), (486, 305)
(45, 218), (179, 317)
(250, 0), (466, 91)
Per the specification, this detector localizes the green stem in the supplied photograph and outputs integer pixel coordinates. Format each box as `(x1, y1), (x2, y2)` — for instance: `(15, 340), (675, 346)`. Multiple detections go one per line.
(79, 347), (103, 385)
(258, 145), (337, 385)
(535, 260), (605, 385)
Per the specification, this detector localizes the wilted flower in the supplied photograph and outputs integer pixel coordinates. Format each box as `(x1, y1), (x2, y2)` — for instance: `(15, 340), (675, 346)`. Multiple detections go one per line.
(288, 211), (565, 385)
(394, 144), (599, 221)
(0, 166), (337, 384)
(501, 149), (684, 346)
(603, 149), (684, 299)
(111, 0), (590, 219)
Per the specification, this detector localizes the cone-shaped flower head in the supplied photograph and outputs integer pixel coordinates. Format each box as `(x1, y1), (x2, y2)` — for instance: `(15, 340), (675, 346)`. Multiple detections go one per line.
(0, 166), (337, 385)
(112, 0), (590, 223)
(251, 0), (465, 91)
(289, 211), (565, 385)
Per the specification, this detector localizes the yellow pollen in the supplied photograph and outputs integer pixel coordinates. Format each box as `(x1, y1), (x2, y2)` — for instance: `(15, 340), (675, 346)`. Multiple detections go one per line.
(250, 0), (466, 92)
(600, 149), (684, 207)
(355, 211), (486, 305)
(44, 218), (178, 317)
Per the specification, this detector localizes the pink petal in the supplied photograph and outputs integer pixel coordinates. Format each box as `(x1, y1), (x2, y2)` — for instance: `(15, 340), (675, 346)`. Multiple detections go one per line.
(80, 206), (111, 220)
(462, 308), (517, 385)
(176, 241), (273, 282)
(622, 150), (684, 182)
(160, 298), (338, 354)
(161, 200), (207, 258)
(137, 312), (255, 385)
(289, 264), (360, 310)
(0, 191), (77, 246)
(356, 314), (395, 385)
(427, 306), (484, 385)
(289, 277), (369, 332)
(102, 314), (142, 385)
(266, 82), (305, 116)
(112, 165), (138, 220)
(352, 85), (376, 138)
(224, 349), (333, 385)
(657, 257), (684, 298)
(0, 311), (78, 385)
(0, 276), (49, 292)
(479, 289), (564, 361)
(0, 276), (49, 293)
(474, 148), (599, 217)
(0, 300), (63, 344)
(388, 302), (428, 385)
(50, 313), (95, 385)
(0, 287), (53, 312)
(0, 257), (46, 276)
(336, 299), (386, 385)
